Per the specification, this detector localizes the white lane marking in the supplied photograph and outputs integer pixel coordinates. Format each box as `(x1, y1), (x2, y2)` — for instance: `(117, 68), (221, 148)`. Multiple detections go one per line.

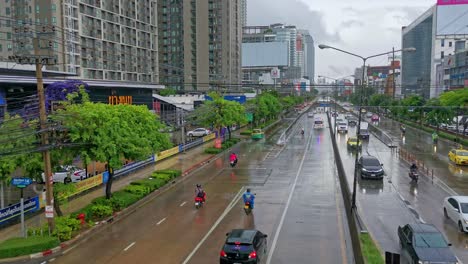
(156, 218), (166, 225)
(266, 126), (313, 264)
(123, 242), (136, 252)
(182, 187), (245, 264)
(49, 258), (56, 262)
(180, 201), (187, 207)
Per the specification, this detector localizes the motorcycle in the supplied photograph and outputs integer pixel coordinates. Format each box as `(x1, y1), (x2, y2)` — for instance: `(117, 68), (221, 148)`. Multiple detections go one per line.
(244, 202), (252, 215)
(409, 169), (419, 182)
(230, 159), (238, 168)
(195, 196), (205, 209)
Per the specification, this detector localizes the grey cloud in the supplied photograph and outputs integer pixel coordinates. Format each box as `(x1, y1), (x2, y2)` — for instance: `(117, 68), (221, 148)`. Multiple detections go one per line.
(247, 0), (340, 43)
(328, 65), (352, 76)
(339, 20), (364, 29)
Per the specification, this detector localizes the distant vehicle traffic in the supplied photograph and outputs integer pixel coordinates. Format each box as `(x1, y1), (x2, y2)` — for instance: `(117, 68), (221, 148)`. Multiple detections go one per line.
(220, 229), (267, 264)
(443, 196), (468, 232)
(186, 128), (210, 137)
(358, 155), (384, 179)
(359, 122), (370, 139)
(41, 165), (86, 184)
(398, 223), (458, 264)
(314, 117), (324, 129)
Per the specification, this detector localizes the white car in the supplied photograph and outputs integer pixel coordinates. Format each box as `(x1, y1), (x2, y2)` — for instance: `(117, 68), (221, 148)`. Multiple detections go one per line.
(366, 112), (373, 118)
(186, 128), (210, 137)
(314, 118), (324, 129)
(42, 165), (86, 184)
(443, 196), (468, 232)
(307, 112), (314, 118)
(337, 122), (348, 133)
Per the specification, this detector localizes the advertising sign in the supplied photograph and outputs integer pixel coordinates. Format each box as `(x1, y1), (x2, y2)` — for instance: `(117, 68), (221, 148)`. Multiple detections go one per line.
(45, 206), (54, 218)
(0, 196), (39, 226)
(11, 178), (32, 188)
(62, 174), (104, 199)
(271, 67), (280, 79)
(437, 0), (468, 5)
(203, 133), (216, 143)
(157, 146), (180, 161)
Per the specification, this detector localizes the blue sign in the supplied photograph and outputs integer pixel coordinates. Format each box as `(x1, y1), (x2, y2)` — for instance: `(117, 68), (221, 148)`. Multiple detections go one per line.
(0, 196), (40, 226)
(205, 95), (247, 104)
(11, 177), (32, 188)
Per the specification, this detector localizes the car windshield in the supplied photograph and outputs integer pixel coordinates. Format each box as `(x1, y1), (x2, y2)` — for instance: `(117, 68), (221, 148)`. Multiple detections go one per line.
(315, 121), (323, 124)
(363, 158), (380, 166)
(460, 203), (468, 213)
(414, 233), (447, 248)
(457, 151), (468, 156)
(339, 122), (347, 126)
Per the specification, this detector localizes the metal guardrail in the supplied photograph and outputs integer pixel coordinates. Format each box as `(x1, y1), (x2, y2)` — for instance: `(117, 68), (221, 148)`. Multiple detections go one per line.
(326, 111), (364, 264)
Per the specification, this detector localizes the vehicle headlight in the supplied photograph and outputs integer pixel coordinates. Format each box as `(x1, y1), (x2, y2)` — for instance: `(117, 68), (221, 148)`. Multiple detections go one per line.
(362, 168), (368, 172)
(418, 261), (429, 264)
(464, 219), (468, 225)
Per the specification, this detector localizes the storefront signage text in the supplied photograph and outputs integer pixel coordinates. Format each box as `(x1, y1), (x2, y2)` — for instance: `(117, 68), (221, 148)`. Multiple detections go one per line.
(109, 96), (133, 105)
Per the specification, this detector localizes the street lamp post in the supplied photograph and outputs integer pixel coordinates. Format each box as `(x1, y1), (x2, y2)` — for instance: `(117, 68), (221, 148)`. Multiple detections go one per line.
(318, 44), (416, 211)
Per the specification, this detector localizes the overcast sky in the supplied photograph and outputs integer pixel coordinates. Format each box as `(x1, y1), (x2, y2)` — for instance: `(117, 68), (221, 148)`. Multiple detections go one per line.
(247, 0), (436, 80)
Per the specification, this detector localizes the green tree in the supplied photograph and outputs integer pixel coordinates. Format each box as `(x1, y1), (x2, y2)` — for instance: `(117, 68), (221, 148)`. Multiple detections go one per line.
(188, 92), (247, 139)
(424, 98), (452, 128)
(159, 88), (177, 97)
(439, 88), (468, 107)
(0, 114), (38, 208)
(255, 92), (282, 124)
(57, 102), (171, 199)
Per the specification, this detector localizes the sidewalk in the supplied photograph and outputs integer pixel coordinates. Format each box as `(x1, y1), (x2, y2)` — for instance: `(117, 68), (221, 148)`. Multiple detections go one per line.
(0, 140), (218, 243)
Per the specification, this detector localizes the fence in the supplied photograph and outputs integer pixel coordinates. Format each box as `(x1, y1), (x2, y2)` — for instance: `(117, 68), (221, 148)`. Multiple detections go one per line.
(398, 148), (435, 181)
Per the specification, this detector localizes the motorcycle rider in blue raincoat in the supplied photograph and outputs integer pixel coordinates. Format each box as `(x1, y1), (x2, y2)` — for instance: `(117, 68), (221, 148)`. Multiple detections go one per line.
(242, 188), (255, 209)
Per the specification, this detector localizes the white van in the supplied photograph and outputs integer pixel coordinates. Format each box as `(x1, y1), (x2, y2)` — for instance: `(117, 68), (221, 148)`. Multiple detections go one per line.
(314, 117), (324, 129)
(337, 122), (348, 133)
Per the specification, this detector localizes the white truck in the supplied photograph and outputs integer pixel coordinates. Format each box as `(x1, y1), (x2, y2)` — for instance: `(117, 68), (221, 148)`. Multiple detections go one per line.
(359, 122), (370, 139)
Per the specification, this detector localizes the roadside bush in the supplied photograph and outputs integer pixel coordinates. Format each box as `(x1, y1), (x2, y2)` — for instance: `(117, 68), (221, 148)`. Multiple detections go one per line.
(153, 173), (172, 182)
(240, 130), (252, 135)
(124, 184), (150, 197)
(0, 236), (60, 259)
(205, 147), (222, 154)
(90, 204), (113, 220)
(156, 169), (182, 178)
(53, 216), (81, 241)
(112, 191), (141, 208)
(27, 224), (49, 237)
(91, 197), (112, 207)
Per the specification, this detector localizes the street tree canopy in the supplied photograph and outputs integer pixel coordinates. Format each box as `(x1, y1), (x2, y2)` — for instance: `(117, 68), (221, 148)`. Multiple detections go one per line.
(56, 102), (171, 198)
(439, 88), (468, 107)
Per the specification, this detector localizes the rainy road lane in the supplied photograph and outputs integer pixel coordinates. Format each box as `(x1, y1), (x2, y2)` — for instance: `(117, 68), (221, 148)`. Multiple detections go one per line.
(335, 122), (468, 262)
(45, 113), (351, 264)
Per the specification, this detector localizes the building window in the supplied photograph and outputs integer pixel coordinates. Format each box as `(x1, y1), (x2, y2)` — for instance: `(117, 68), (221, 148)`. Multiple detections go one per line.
(5, 7), (10, 15)
(441, 51), (444, 59)
(441, 39), (445, 47)
(36, 18), (40, 24)
(51, 4), (56, 12)
(7, 44), (12, 51)
(6, 32), (11, 39)
(449, 41), (452, 47)
(36, 5), (39, 13)
(52, 17), (56, 24)
(0, 44), (2, 52)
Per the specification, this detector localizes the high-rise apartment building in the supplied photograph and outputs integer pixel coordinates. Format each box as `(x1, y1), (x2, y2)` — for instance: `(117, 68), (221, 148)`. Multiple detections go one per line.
(1, 0), (159, 84)
(298, 30), (315, 81)
(240, 0), (247, 28)
(158, 0), (242, 91)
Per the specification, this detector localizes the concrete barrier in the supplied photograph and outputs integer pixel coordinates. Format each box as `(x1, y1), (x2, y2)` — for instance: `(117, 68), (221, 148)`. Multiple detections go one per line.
(327, 111), (365, 264)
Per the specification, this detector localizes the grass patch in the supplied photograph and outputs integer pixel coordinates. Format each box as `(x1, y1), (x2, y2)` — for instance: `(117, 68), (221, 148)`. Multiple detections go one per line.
(240, 130), (252, 135)
(360, 233), (384, 264)
(0, 236), (60, 259)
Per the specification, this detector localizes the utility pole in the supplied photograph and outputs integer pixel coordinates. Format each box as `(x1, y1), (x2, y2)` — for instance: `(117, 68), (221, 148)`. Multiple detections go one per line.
(34, 38), (55, 231)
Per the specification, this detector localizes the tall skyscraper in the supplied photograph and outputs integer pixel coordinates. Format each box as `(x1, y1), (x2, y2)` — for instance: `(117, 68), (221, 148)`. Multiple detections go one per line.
(240, 0), (247, 28)
(298, 30), (315, 81)
(158, 0), (242, 91)
(1, 0), (159, 83)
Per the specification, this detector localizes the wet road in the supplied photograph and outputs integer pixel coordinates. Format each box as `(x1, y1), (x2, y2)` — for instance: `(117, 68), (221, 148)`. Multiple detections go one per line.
(38, 113), (351, 264)
(333, 118), (468, 262)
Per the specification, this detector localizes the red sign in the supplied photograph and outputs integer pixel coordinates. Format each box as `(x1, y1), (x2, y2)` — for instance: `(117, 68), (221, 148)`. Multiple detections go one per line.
(437, 0), (468, 5)
(214, 139), (222, 149)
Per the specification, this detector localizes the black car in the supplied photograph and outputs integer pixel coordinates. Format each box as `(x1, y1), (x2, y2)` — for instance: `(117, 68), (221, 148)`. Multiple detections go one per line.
(398, 223), (458, 264)
(220, 229), (267, 264)
(348, 118), (358, 126)
(358, 155), (384, 179)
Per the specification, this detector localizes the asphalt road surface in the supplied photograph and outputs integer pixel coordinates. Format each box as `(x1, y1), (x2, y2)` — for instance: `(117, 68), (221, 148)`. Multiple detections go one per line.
(33, 113), (352, 264)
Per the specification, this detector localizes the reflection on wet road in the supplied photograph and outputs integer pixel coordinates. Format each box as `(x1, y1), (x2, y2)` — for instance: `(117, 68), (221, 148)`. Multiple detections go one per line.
(334, 116), (468, 262)
(45, 113), (351, 264)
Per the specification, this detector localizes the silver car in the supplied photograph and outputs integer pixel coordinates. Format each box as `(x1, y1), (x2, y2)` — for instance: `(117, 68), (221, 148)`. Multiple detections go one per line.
(186, 128), (210, 137)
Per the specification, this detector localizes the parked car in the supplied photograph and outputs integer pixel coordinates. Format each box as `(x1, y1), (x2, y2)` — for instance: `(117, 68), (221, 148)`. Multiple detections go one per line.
(220, 229), (267, 264)
(444, 196), (468, 232)
(41, 165), (86, 184)
(186, 128), (210, 137)
(398, 223), (458, 264)
(337, 122), (348, 133)
(358, 155), (384, 179)
(448, 148), (468, 166)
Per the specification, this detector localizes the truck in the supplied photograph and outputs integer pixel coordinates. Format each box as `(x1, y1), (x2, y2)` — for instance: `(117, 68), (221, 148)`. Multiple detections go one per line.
(359, 122), (370, 139)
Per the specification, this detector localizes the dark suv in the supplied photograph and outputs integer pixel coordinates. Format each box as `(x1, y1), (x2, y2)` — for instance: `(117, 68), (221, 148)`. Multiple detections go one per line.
(358, 155), (384, 179)
(220, 229), (268, 264)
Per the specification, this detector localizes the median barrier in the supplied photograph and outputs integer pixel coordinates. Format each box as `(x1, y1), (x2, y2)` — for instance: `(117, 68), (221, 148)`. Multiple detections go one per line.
(327, 111), (365, 264)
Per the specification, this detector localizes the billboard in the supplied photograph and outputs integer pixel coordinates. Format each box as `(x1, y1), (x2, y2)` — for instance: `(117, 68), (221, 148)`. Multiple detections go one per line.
(242, 42), (289, 67)
(437, 0), (468, 5)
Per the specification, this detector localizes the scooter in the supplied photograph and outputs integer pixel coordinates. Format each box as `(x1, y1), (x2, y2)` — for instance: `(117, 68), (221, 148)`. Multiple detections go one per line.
(195, 196), (204, 209)
(244, 202), (252, 215)
(230, 159), (238, 168)
(409, 169), (419, 183)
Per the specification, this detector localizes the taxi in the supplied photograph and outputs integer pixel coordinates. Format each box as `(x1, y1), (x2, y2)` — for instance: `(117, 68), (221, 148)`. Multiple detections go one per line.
(251, 128), (264, 140)
(347, 136), (362, 149)
(448, 148), (468, 165)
